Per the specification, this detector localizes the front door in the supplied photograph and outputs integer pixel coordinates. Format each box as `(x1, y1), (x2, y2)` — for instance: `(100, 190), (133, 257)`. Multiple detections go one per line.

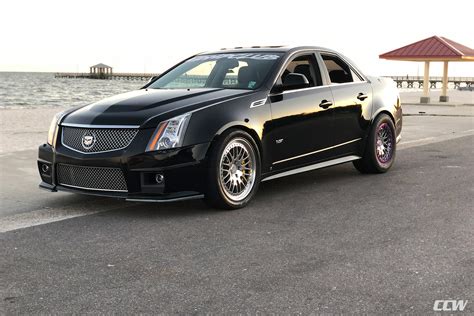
(267, 53), (335, 171)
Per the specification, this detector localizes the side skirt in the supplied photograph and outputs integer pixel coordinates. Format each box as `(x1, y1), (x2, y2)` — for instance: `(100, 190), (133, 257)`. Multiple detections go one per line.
(261, 155), (361, 182)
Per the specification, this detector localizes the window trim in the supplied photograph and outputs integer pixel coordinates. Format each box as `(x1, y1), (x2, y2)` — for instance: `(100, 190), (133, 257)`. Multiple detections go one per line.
(269, 49), (369, 95)
(269, 84), (331, 96)
(269, 50), (329, 96)
(271, 50), (319, 88)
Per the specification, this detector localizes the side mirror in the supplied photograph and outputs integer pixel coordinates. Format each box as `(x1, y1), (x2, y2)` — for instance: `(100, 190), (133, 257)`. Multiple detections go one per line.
(272, 73), (310, 93)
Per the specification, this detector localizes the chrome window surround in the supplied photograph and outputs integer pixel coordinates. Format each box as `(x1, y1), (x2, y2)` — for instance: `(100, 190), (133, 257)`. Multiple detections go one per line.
(268, 49), (369, 96)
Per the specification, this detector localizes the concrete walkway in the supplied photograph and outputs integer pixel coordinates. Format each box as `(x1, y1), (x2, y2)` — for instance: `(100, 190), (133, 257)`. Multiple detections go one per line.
(402, 104), (474, 117)
(400, 90), (474, 106)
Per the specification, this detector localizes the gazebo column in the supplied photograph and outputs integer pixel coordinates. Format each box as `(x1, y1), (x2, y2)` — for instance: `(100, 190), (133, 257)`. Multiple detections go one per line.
(420, 61), (430, 104)
(440, 61), (449, 102)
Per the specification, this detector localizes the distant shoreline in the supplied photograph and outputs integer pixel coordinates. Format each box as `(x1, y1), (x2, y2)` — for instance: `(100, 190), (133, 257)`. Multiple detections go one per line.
(2, 70), (473, 77)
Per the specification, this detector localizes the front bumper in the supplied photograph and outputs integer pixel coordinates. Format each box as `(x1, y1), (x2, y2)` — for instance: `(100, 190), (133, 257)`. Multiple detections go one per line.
(38, 138), (211, 202)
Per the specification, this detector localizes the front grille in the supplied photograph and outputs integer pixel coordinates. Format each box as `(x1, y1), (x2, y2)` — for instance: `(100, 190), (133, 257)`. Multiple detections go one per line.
(61, 126), (139, 153)
(56, 164), (128, 192)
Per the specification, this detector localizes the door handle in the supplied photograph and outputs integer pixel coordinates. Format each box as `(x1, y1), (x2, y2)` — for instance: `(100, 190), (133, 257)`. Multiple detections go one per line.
(319, 100), (333, 109)
(357, 93), (368, 101)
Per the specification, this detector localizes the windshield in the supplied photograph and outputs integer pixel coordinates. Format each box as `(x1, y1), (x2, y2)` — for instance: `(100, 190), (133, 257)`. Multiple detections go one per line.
(148, 52), (283, 90)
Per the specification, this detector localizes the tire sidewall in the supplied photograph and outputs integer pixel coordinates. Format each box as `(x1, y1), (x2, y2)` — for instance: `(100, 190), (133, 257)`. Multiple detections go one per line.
(369, 114), (396, 172)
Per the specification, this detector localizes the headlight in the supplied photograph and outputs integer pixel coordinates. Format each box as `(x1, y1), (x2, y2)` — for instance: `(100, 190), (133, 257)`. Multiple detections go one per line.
(47, 112), (64, 146)
(146, 113), (191, 152)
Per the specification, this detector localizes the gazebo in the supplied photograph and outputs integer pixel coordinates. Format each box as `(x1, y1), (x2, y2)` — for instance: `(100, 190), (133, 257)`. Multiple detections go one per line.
(89, 63), (113, 78)
(380, 36), (474, 103)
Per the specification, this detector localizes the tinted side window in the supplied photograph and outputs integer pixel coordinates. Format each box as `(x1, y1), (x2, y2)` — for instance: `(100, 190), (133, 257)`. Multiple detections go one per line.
(280, 54), (322, 87)
(321, 54), (361, 84)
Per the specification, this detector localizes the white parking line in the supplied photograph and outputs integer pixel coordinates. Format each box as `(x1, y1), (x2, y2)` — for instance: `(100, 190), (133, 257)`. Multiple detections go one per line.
(0, 205), (126, 233)
(400, 137), (435, 145)
(399, 130), (474, 150)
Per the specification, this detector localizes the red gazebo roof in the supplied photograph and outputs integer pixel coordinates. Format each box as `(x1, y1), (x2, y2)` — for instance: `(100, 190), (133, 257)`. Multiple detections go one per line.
(380, 36), (474, 61)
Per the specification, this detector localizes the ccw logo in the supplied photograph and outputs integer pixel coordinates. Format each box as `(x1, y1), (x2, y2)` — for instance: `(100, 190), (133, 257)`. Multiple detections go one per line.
(433, 300), (468, 312)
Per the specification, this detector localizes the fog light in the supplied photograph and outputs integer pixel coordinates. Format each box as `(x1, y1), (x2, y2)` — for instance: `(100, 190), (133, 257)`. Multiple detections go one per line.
(155, 173), (164, 184)
(41, 164), (50, 173)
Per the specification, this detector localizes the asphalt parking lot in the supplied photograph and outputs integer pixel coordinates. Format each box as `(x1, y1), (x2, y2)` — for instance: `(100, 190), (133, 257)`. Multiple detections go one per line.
(1, 109), (473, 314)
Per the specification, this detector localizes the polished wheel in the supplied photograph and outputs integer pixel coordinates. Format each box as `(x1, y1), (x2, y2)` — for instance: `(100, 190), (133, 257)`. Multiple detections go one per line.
(206, 130), (261, 210)
(218, 137), (256, 202)
(375, 122), (394, 164)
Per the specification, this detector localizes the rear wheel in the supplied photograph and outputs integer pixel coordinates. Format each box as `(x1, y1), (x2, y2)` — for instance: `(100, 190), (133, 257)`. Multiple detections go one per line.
(353, 114), (396, 173)
(205, 130), (261, 210)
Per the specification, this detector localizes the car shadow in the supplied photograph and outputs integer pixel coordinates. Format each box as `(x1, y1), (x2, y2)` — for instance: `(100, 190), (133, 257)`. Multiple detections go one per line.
(256, 163), (362, 198)
(27, 160), (376, 222)
(87, 163), (366, 219)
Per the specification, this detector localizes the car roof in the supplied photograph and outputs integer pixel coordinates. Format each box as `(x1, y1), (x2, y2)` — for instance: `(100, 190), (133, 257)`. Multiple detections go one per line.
(199, 46), (336, 55)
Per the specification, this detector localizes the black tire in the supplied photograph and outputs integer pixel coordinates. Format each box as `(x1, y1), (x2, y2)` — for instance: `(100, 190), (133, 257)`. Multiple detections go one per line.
(205, 129), (261, 210)
(353, 114), (396, 174)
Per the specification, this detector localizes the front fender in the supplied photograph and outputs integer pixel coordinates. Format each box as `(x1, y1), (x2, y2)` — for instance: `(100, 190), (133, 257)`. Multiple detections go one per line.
(182, 91), (271, 147)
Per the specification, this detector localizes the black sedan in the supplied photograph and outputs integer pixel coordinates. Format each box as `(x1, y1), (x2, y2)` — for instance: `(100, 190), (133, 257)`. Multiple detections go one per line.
(38, 46), (402, 209)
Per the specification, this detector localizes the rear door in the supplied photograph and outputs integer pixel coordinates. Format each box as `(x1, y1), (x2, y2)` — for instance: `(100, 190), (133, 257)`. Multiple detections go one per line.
(318, 52), (372, 155)
(267, 52), (335, 171)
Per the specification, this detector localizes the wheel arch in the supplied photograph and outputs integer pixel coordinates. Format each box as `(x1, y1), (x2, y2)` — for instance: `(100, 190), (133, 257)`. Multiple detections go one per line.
(207, 123), (263, 163)
(372, 108), (396, 125)
(370, 92), (402, 137)
(357, 108), (397, 157)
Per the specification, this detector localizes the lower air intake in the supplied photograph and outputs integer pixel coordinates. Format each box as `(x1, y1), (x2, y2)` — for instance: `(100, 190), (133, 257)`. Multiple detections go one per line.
(56, 164), (128, 192)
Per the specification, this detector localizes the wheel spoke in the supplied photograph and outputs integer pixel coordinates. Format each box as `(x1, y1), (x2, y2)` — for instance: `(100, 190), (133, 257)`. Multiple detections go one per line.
(376, 123), (394, 164)
(218, 138), (257, 202)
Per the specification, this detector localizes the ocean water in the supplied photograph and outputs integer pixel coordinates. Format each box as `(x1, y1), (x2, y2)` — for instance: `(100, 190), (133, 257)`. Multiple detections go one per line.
(0, 72), (146, 109)
(1, 72), (470, 109)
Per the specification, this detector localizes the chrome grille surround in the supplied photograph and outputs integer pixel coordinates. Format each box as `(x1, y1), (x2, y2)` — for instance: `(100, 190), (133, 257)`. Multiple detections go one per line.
(61, 125), (139, 154)
(56, 164), (128, 192)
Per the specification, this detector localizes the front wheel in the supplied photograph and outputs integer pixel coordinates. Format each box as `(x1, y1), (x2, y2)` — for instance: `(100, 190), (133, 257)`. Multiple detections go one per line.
(353, 114), (396, 173)
(205, 130), (261, 210)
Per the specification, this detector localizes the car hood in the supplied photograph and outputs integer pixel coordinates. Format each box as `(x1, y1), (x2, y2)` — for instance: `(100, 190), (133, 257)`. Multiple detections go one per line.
(61, 88), (254, 128)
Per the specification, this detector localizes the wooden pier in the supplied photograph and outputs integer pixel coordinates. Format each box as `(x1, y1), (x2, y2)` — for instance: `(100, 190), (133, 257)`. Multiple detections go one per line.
(54, 72), (160, 81)
(55, 72), (474, 88)
(387, 76), (474, 89)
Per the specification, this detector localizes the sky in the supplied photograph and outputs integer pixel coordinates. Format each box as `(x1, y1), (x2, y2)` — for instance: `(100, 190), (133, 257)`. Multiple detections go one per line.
(1, 0), (473, 77)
